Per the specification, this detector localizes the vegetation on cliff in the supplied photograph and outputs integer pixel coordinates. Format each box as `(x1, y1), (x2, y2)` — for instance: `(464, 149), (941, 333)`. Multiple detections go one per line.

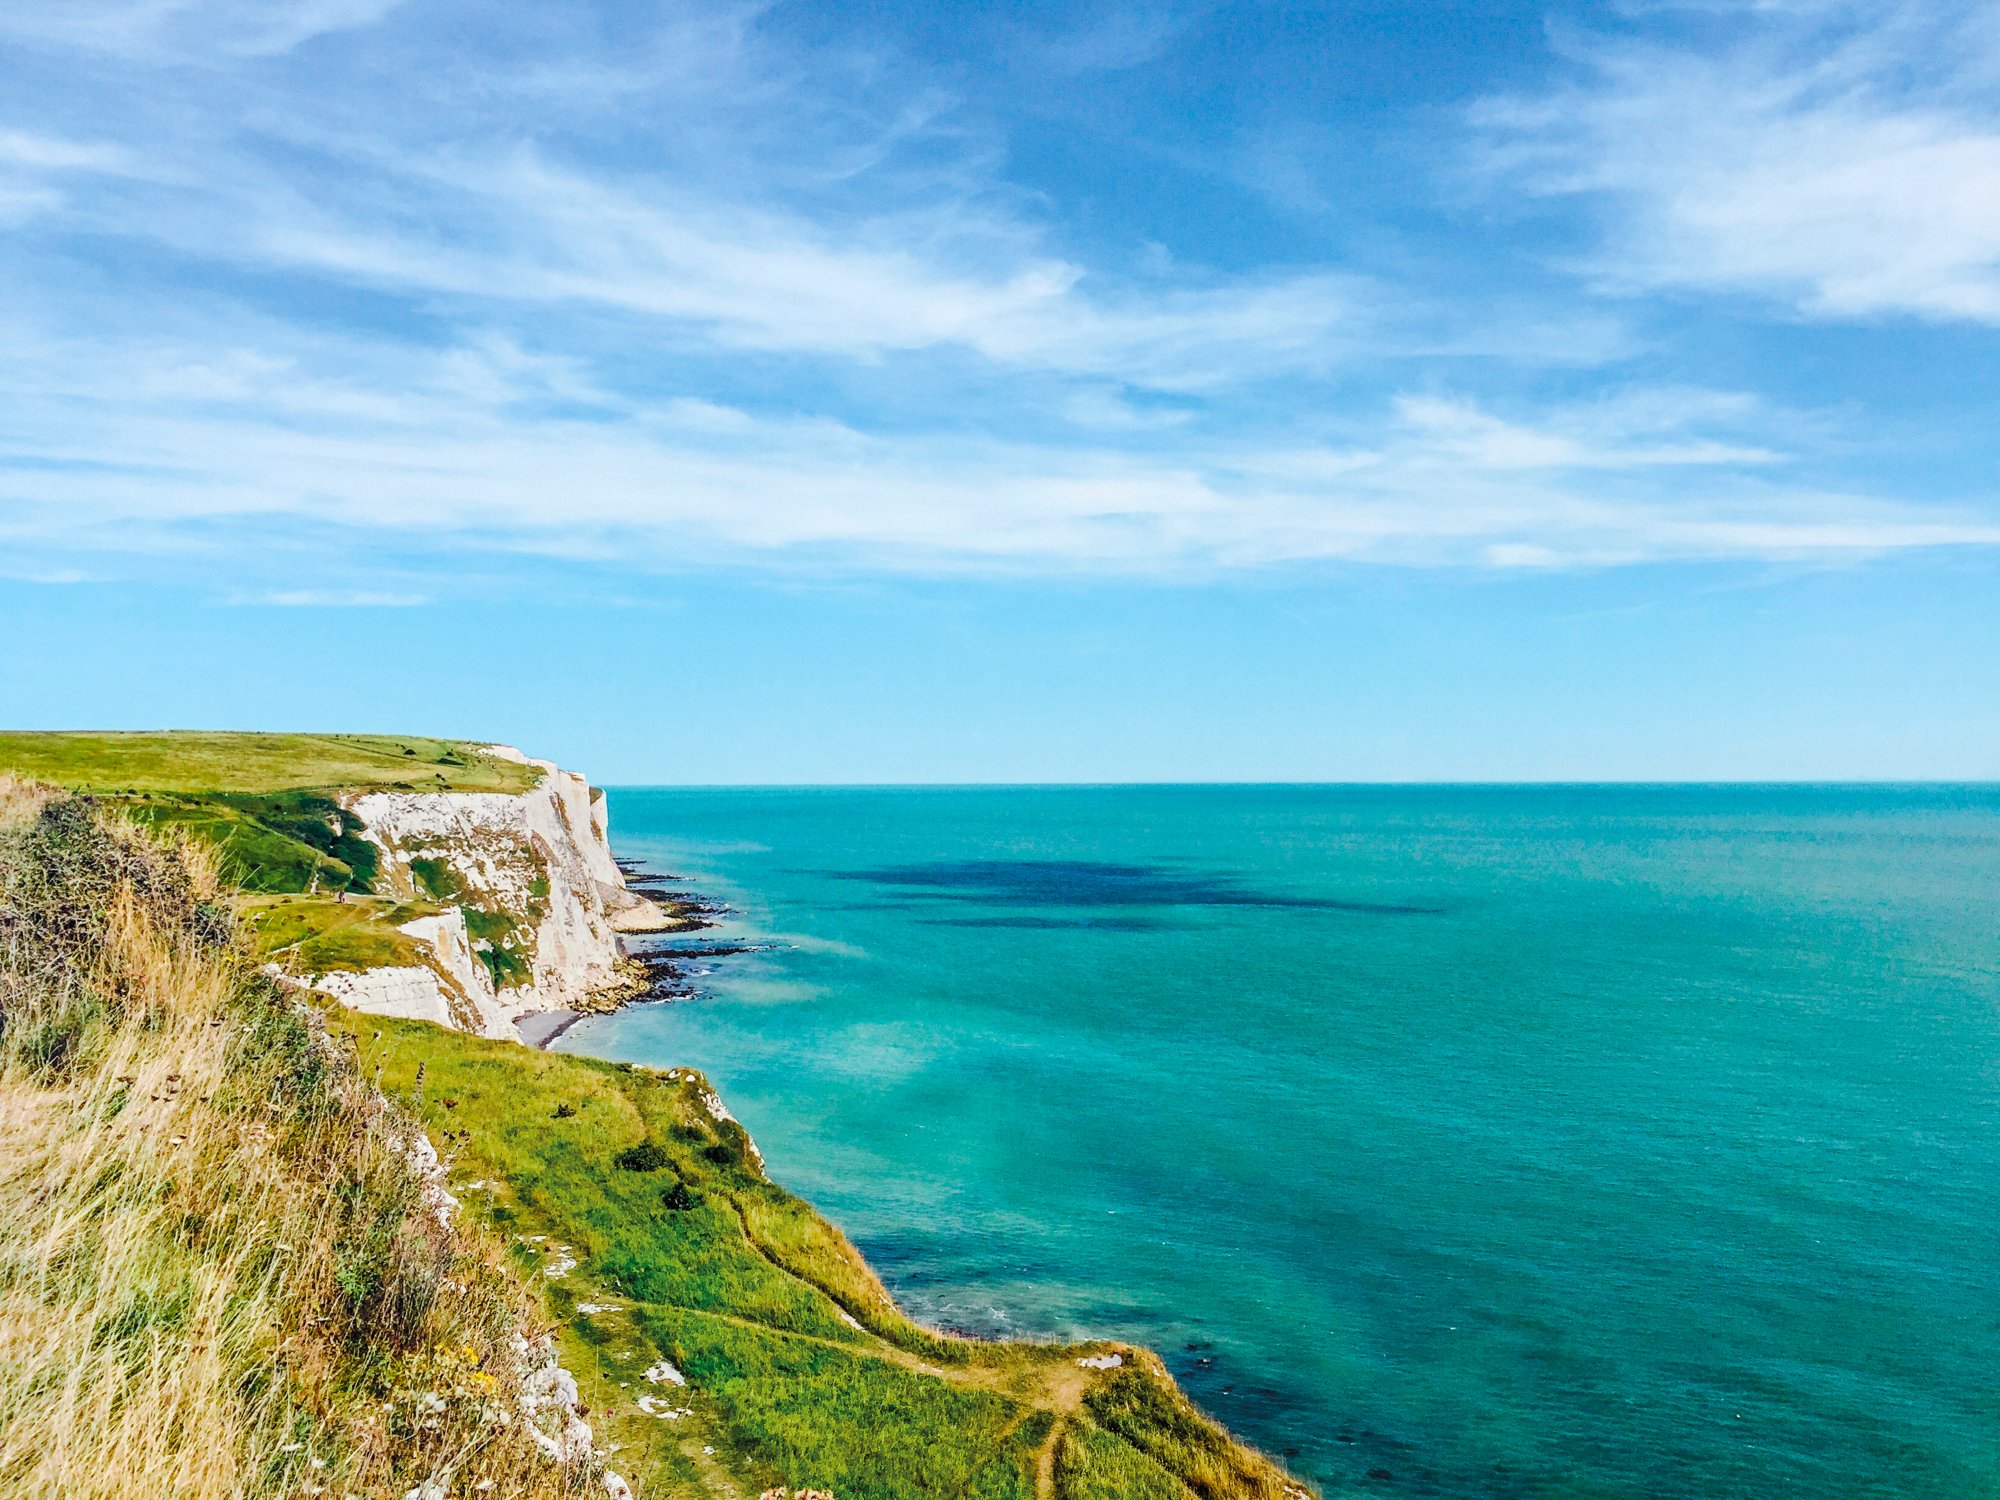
(343, 1008), (1311, 1500)
(0, 732), (538, 798)
(0, 734), (1314, 1499)
(0, 734), (539, 981)
(0, 782), (596, 1499)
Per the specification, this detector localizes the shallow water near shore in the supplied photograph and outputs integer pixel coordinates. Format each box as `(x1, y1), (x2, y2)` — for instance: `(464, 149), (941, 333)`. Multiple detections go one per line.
(558, 785), (2000, 1497)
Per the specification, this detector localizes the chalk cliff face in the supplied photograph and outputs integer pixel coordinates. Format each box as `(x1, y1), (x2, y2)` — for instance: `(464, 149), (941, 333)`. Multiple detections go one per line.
(297, 747), (661, 1040)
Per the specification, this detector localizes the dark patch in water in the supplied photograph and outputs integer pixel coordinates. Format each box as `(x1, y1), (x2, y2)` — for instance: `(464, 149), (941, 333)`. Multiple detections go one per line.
(834, 859), (1442, 915)
(917, 914), (1167, 932)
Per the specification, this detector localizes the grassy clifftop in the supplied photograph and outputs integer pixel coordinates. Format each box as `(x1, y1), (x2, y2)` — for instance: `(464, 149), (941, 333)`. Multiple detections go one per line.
(0, 732), (537, 795)
(0, 733), (539, 980)
(0, 735), (1314, 1499)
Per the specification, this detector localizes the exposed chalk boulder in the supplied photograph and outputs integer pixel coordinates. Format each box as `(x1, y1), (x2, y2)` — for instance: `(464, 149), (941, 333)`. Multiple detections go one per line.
(306, 965), (458, 1029)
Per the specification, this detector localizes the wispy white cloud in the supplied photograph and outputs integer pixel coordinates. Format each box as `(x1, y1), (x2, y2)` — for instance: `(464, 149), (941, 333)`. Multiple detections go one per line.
(0, 128), (144, 224)
(1391, 394), (1781, 471)
(0, 0), (408, 59)
(1479, 1), (2000, 322)
(2, 123), (1366, 384)
(0, 0), (1991, 585)
(0, 325), (1988, 575)
(1033, 5), (1210, 75)
(0, 130), (133, 171)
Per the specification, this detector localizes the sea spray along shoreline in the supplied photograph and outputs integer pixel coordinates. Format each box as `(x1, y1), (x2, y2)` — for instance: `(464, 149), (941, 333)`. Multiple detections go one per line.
(0, 731), (1311, 1500)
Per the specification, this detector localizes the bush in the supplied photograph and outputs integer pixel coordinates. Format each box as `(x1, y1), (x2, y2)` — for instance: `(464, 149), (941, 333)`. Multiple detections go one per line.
(615, 1140), (670, 1173)
(0, 788), (580, 1500)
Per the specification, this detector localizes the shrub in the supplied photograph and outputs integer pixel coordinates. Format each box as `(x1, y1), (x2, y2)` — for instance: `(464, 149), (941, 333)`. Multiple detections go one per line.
(0, 788), (583, 1500)
(702, 1140), (740, 1169)
(614, 1140), (670, 1173)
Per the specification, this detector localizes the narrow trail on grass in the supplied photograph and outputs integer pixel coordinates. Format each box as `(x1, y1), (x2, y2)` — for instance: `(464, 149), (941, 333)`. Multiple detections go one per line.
(1033, 1417), (1064, 1500)
(719, 1187), (1125, 1500)
(625, 1292), (1094, 1500)
(723, 1197), (1113, 1401)
(680, 1434), (751, 1500)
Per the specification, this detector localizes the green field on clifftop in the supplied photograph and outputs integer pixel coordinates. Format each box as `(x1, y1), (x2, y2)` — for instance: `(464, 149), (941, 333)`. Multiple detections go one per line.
(0, 731), (536, 795)
(0, 734), (538, 956)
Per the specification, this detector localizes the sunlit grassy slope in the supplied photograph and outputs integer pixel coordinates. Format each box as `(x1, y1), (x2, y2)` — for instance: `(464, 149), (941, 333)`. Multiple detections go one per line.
(0, 783), (593, 1500)
(337, 1008), (1313, 1500)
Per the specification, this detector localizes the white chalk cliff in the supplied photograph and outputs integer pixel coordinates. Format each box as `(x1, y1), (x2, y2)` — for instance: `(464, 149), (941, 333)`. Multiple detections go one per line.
(294, 747), (663, 1041)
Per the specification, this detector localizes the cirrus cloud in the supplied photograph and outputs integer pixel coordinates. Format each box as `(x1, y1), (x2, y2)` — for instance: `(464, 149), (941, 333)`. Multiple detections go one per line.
(1478, 1), (2000, 323)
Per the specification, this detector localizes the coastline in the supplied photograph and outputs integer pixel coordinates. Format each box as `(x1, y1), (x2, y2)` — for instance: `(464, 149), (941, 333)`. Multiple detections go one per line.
(529, 831), (1314, 1497)
(0, 735), (1314, 1499)
(515, 1007), (583, 1047)
(531, 853), (762, 1048)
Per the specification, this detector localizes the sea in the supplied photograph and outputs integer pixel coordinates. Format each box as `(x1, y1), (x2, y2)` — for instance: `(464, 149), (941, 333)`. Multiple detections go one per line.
(555, 785), (2000, 1497)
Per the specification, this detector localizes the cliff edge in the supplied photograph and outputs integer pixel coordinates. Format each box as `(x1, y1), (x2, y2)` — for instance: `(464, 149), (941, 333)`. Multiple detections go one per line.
(302, 746), (663, 1039)
(0, 731), (669, 1044)
(0, 732), (1316, 1500)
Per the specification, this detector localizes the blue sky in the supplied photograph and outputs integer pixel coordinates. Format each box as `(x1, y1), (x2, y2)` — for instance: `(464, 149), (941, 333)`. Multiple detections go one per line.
(2, 0), (1997, 780)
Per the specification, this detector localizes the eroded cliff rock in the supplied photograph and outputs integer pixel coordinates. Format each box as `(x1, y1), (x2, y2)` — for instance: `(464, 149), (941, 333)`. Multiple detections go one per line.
(294, 747), (663, 1040)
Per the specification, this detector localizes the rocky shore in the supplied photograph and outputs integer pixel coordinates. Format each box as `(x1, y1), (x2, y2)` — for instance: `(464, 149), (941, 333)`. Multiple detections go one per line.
(517, 857), (765, 1049)
(284, 749), (676, 1041)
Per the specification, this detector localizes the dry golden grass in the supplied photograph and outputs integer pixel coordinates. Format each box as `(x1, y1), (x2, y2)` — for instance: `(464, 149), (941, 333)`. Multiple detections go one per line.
(0, 777), (52, 828)
(0, 784), (601, 1500)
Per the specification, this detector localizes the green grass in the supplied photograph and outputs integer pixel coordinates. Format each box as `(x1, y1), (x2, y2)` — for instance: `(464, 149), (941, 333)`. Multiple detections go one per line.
(4, 731), (552, 985)
(0, 733), (537, 906)
(327, 1008), (1313, 1500)
(243, 895), (433, 973)
(1080, 1364), (1294, 1498)
(0, 788), (581, 1500)
(462, 906), (533, 990)
(126, 796), (359, 894)
(126, 790), (384, 895)
(1056, 1419), (1194, 1500)
(0, 732), (538, 795)
(635, 1304), (1042, 1500)
(408, 856), (464, 901)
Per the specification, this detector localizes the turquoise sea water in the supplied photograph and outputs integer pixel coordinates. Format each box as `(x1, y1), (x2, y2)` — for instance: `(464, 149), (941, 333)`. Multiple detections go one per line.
(558, 786), (2000, 1497)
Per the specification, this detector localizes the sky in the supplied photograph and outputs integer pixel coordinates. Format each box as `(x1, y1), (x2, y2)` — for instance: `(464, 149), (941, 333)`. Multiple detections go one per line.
(2, 0), (1997, 781)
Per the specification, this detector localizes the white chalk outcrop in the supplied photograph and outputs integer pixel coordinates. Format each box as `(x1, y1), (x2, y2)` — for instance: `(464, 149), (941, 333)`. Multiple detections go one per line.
(308, 963), (462, 1031)
(292, 747), (663, 1041)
